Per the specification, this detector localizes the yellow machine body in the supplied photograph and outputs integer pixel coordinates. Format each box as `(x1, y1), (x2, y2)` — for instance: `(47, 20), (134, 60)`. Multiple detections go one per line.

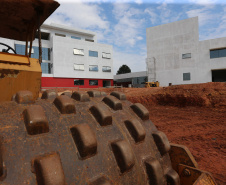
(145, 81), (160, 87)
(0, 0), (59, 102)
(0, 52), (41, 102)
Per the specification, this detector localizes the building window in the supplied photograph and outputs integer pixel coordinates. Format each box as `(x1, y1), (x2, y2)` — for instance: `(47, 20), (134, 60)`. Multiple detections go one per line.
(35, 31), (50, 40)
(42, 48), (50, 60)
(89, 80), (98, 86)
(89, 50), (98, 57)
(210, 48), (226, 59)
(71, 36), (81, 40)
(102, 52), (111, 59)
(73, 48), (84, 56)
(85, 39), (94, 42)
(89, 65), (98, 71)
(102, 66), (111, 72)
(74, 64), (84, 71)
(132, 76), (147, 85)
(182, 53), (191, 59)
(55, 33), (66, 37)
(41, 63), (52, 74)
(15, 44), (50, 60)
(74, 79), (84, 85)
(183, 73), (190, 81)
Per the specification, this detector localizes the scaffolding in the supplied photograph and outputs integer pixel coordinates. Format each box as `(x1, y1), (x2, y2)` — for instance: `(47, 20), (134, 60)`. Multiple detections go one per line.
(146, 57), (156, 82)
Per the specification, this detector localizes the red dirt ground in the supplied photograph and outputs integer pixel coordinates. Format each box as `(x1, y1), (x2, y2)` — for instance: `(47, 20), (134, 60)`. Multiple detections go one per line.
(45, 82), (226, 184)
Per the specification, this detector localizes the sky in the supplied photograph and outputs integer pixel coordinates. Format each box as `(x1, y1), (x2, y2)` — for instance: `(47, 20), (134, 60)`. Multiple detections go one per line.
(45, 0), (226, 74)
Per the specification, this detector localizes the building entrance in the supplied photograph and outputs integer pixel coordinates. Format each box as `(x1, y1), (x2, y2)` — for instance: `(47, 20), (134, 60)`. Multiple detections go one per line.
(212, 70), (226, 82)
(103, 80), (111, 87)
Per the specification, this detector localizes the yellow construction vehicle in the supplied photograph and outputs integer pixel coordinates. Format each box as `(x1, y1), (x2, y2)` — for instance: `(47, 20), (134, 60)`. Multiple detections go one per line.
(145, 81), (160, 87)
(0, 0), (217, 184)
(0, 0), (59, 102)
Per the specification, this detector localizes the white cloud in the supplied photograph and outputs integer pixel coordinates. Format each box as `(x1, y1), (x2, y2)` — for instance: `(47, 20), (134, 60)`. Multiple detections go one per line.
(45, 1), (109, 30)
(137, 36), (143, 40)
(111, 3), (145, 47)
(145, 3), (183, 25)
(157, 3), (172, 23)
(135, 0), (143, 4)
(188, 0), (218, 5)
(186, 5), (218, 26)
(199, 5), (226, 40)
(144, 8), (158, 24)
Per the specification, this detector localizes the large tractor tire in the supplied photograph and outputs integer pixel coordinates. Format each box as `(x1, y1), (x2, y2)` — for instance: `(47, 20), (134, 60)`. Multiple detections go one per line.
(0, 90), (180, 185)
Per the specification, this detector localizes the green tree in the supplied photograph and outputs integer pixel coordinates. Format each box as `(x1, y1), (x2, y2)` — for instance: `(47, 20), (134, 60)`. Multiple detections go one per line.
(116, 64), (131, 75)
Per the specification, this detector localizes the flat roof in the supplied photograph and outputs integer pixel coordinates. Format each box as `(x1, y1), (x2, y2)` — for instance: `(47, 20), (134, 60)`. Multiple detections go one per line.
(114, 71), (147, 80)
(42, 23), (96, 37)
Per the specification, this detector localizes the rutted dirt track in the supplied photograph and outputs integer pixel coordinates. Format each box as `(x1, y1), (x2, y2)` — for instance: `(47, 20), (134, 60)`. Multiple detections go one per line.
(48, 82), (226, 184)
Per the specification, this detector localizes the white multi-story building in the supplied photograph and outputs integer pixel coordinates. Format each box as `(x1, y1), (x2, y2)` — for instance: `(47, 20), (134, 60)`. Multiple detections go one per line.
(0, 23), (113, 88)
(146, 17), (226, 86)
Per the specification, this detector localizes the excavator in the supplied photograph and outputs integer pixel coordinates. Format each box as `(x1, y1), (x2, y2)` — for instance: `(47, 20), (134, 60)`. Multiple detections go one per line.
(0, 0), (217, 184)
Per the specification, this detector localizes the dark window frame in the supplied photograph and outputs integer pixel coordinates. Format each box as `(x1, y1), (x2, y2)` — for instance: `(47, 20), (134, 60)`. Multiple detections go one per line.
(85, 39), (94, 42)
(210, 48), (226, 59)
(102, 66), (111, 72)
(71, 36), (81, 40)
(182, 53), (191, 59)
(89, 50), (98, 57)
(89, 80), (98, 86)
(74, 79), (84, 86)
(55, 33), (66, 37)
(183, 73), (191, 81)
(89, 65), (98, 72)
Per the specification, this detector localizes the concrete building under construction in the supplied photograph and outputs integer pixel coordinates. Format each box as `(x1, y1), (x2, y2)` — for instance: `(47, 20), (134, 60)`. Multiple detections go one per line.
(146, 17), (226, 86)
(0, 23), (113, 88)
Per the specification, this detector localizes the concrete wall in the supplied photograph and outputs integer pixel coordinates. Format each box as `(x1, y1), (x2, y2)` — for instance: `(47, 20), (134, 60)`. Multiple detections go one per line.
(0, 23), (113, 82)
(52, 35), (113, 79)
(146, 17), (226, 86)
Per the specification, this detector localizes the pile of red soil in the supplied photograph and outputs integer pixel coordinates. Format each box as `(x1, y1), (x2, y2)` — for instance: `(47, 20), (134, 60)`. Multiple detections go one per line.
(126, 82), (226, 108)
(52, 82), (226, 108)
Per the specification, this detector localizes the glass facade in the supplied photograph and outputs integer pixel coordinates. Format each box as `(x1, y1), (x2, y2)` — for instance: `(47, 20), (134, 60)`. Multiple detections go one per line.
(73, 49), (84, 56)
(15, 44), (50, 60)
(183, 73), (191, 81)
(74, 79), (84, 85)
(132, 76), (147, 85)
(89, 80), (98, 86)
(71, 36), (81, 40)
(74, 64), (84, 71)
(89, 50), (98, 57)
(41, 63), (51, 74)
(210, 48), (226, 59)
(182, 53), (191, 59)
(15, 44), (51, 74)
(89, 65), (98, 71)
(102, 66), (111, 72)
(102, 52), (111, 59)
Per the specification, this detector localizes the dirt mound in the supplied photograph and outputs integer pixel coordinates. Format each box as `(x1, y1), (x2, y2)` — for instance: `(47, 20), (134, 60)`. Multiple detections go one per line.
(42, 82), (226, 108)
(126, 82), (226, 108)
